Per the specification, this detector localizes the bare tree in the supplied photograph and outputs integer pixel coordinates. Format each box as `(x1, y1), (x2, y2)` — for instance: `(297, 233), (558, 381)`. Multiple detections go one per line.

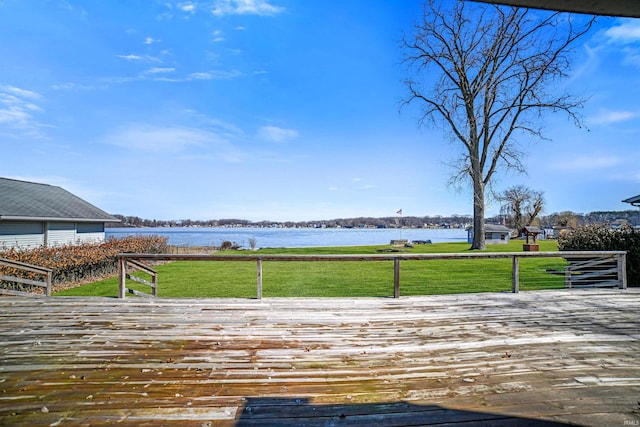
(497, 185), (545, 232)
(402, 1), (594, 249)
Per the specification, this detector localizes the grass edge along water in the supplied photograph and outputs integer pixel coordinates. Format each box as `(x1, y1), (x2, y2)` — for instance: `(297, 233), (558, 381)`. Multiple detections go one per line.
(54, 240), (564, 298)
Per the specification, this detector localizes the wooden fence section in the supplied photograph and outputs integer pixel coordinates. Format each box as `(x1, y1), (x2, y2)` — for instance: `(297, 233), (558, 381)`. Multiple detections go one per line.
(0, 257), (52, 296)
(565, 255), (627, 288)
(118, 257), (158, 298)
(117, 251), (627, 299)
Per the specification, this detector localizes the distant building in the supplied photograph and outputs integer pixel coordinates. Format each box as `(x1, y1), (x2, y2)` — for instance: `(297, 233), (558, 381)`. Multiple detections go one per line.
(623, 194), (640, 230)
(467, 224), (511, 244)
(0, 177), (119, 249)
(622, 194), (640, 208)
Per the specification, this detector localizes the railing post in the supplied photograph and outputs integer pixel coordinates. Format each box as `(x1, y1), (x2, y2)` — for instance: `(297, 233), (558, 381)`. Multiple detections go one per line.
(257, 258), (263, 300)
(45, 270), (52, 297)
(118, 256), (126, 299)
(565, 262), (572, 289)
(393, 258), (400, 298)
(511, 255), (519, 293)
(617, 252), (627, 289)
(151, 269), (158, 297)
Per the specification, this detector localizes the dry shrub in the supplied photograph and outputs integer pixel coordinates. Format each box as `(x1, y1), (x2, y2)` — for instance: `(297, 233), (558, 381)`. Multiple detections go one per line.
(0, 235), (168, 286)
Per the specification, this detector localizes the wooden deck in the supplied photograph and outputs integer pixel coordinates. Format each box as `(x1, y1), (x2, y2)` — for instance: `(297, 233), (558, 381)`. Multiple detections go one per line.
(1, 289), (639, 426)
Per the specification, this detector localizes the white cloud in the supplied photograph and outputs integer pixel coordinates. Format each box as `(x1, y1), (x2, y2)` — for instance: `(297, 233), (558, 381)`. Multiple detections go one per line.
(350, 178), (375, 190)
(1, 85), (41, 100)
(145, 67), (176, 74)
(258, 125), (298, 143)
(152, 70), (241, 82)
(105, 125), (207, 152)
(212, 30), (225, 42)
(589, 110), (637, 125)
(0, 85), (48, 138)
(604, 20), (640, 44)
(117, 54), (159, 62)
(189, 72), (214, 80)
(612, 170), (640, 183)
(620, 47), (640, 67)
(550, 155), (621, 172)
(118, 54), (142, 61)
(179, 2), (196, 13)
(211, 0), (284, 16)
(189, 70), (242, 80)
(104, 124), (242, 162)
(144, 37), (160, 45)
(600, 20), (640, 68)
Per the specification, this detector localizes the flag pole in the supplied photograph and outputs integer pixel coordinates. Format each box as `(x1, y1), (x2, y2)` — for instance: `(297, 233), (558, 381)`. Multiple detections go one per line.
(396, 209), (403, 241)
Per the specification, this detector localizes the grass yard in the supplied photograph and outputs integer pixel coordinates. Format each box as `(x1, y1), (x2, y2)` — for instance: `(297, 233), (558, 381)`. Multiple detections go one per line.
(54, 239), (565, 298)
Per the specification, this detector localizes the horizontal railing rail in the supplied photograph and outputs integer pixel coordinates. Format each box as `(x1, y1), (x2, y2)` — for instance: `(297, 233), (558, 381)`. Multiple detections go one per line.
(117, 251), (627, 299)
(0, 257), (53, 297)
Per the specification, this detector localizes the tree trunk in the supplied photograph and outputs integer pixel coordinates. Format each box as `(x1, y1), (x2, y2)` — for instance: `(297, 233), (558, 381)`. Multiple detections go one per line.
(471, 177), (486, 250)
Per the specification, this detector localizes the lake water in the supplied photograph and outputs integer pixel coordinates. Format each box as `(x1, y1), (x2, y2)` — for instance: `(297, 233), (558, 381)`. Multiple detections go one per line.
(106, 227), (468, 248)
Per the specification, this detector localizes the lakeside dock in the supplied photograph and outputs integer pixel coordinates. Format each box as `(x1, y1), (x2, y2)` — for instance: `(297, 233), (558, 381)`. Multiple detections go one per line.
(1, 288), (639, 425)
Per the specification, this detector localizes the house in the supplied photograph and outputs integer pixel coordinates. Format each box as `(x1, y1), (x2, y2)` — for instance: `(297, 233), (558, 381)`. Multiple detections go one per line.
(0, 177), (119, 249)
(623, 194), (640, 230)
(622, 194), (640, 207)
(467, 224), (511, 244)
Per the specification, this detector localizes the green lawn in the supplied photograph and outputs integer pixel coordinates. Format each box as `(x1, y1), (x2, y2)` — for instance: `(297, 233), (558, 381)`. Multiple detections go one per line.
(54, 239), (564, 298)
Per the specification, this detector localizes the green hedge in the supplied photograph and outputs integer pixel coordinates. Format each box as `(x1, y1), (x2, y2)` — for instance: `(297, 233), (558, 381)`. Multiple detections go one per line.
(558, 224), (639, 287)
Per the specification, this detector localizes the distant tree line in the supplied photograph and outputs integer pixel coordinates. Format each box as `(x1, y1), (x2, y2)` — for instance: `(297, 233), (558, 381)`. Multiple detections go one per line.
(107, 210), (640, 229)
(106, 214), (473, 229)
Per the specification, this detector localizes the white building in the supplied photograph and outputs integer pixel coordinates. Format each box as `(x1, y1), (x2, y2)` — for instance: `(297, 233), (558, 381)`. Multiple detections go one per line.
(467, 224), (512, 244)
(0, 178), (118, 249)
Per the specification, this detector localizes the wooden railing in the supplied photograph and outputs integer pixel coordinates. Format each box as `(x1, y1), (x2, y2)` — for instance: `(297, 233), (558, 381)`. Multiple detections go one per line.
(118, 257), (158, 298)
(0, 257), (52, 297)
(117, 251), (628, 299)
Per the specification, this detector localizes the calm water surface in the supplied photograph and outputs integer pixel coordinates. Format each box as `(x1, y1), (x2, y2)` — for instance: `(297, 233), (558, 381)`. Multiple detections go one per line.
(106, 227), (468, 248)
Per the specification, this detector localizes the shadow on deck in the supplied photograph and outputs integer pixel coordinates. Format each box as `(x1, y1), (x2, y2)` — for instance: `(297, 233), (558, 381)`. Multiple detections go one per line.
(235, 397), (572, 426)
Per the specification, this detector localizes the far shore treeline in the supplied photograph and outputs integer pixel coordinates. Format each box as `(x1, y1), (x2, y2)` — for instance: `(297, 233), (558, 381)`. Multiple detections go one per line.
(107, 210), (640, 229)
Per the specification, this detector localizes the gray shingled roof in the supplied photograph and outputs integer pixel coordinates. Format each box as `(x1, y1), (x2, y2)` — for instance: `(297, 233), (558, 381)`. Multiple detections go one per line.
(622, 194), (640, 207)
(484, 224), (511, 233)
(0, 178), (118, 222)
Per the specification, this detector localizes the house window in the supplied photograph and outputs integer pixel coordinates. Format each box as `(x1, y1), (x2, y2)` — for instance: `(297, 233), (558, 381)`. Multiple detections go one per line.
(500, 234), (506, 240)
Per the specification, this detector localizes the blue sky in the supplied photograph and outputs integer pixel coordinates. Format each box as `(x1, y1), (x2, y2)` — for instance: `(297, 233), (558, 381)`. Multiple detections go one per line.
(1, 0), (639, 222)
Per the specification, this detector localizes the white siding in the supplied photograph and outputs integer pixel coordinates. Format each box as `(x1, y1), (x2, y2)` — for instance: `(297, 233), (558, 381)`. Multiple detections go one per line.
(0, 221), (45, 249)
(47, 222), (76, 247)
(77, 222), (105, 244)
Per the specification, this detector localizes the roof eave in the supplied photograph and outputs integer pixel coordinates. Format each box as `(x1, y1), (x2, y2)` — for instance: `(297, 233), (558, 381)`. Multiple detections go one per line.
(0, 215), (120, 223)
(471, 0), (640, 19)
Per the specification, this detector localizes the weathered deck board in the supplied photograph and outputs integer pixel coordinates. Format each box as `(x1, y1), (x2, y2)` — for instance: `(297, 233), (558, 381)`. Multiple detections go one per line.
(1, 289), (639, 426)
